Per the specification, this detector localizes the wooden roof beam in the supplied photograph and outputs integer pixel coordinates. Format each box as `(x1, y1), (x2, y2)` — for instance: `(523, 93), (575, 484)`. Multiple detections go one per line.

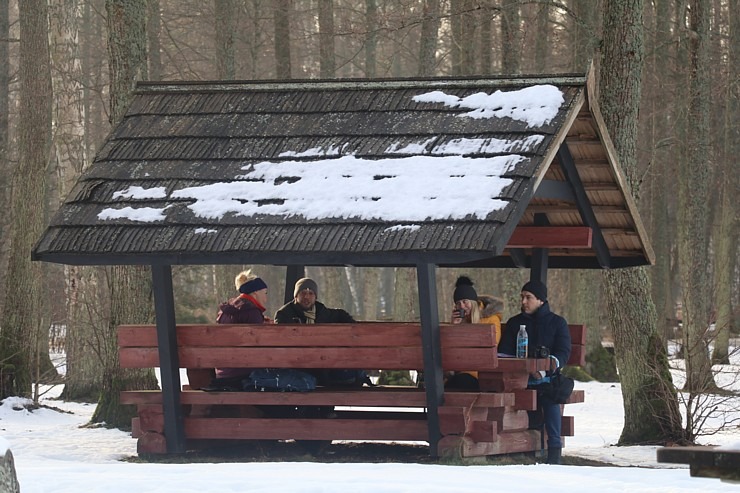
(557, 143), (611, 268)
(534, 179), (576, 202)
(507, 226), (592, 249)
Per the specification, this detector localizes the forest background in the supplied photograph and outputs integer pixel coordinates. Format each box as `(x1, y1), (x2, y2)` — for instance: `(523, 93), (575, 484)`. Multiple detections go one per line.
(0, 0), (737, 446)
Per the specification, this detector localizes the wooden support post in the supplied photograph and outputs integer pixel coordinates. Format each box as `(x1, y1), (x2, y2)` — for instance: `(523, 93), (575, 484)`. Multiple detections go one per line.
(151, 264), (185, 453)
(557, 143), (611, 268)
(530, 214), (549, 284)
(416, 262), (443, 457)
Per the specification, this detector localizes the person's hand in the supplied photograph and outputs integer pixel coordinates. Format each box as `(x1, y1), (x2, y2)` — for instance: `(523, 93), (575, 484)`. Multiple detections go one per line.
(451, 307), (463, 324)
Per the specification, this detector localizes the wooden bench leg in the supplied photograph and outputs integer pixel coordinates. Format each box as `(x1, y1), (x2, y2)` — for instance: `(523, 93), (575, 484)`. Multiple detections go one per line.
(137, 432), (167, 454)
(561, 415), (575, 436)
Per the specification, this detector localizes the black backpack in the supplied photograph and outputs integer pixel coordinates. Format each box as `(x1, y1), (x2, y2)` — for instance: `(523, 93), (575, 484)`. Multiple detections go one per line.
(317, 369), (374, 387)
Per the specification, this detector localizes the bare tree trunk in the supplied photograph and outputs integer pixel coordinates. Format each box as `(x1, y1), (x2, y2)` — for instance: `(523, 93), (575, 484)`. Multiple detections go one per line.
(648, 0), (679, 346)
(274, 0), (292, 79)
(0, 0), (9, 310)
(92, 265), (158, 425)
(500, 0), (520, 73)
(679, 0), (715, 393)
(359, 268), (380, 320)
(61, 267), (106, 401)
(92, 0), (158, 428)
(318, 0), (335, 78)
(572, 0), (598, 71)
(710, 0), (737, 364)
(215, 0), (237, 79)
(418, 0), (440, 76)
(365, 0), (377, 77)
(147, 0), (162, 81)
(599, 0), (687, 445)
(478, 0), (493, 74)
(62, 0), (109, 402)
(0, 0), (52, 399)
(49, 0), (93, 396)
(450, 0), (462, 75)
(534, 2), (548, 72)
(393, 268), (418, 322)
(460, 0), (476, 75)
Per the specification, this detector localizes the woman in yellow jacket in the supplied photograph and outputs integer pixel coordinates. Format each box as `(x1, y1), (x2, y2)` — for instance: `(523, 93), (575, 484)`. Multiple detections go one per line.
(447, 275), (504, 389)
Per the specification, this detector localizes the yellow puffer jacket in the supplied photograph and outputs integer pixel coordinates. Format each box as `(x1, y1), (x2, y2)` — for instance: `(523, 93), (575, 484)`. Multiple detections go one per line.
(458, 294), (505, 380)
(478, 294), (504, 344)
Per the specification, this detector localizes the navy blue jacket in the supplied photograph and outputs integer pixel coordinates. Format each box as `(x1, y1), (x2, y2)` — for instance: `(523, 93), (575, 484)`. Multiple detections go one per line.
(499, 302), (571, 369)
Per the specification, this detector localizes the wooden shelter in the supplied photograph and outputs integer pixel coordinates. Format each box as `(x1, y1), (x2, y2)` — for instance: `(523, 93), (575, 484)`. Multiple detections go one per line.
(33, 66), (653, 455)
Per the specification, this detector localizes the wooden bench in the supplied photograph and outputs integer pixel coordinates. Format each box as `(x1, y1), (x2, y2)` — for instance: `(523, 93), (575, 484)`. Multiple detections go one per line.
(657, 446), (740, 483)
(119, 322), (585, 458)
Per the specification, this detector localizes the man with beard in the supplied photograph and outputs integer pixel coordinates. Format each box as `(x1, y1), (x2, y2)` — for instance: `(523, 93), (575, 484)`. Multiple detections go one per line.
(274, 277), (355, 324)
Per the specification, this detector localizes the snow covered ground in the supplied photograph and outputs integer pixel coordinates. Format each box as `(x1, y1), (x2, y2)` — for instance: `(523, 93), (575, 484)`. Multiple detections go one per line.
(0, 348), (738, 493)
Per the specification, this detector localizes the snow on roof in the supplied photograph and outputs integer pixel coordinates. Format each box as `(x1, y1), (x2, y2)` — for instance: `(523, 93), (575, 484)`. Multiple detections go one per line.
(98, 85), (562, 224)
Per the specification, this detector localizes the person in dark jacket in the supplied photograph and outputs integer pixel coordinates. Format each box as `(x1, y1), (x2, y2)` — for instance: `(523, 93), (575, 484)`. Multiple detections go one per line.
(214, 269), (270, 381)
(499, 280), (571, 465)
(274, 277), (355, 324)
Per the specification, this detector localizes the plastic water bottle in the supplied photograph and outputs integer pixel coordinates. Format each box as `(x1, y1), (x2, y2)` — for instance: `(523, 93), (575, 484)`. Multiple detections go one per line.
(516, 325), (528, 358)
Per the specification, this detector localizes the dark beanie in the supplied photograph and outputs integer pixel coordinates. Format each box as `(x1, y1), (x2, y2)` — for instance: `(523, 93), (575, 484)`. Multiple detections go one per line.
(239, 277), (267, 294)
(522, 280), (547, 302)
(453, 276), (478, 302)
(294, 277), (318, 298)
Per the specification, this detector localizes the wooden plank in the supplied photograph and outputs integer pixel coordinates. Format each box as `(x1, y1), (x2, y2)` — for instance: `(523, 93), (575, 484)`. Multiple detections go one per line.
(438, 430), (541, 458)
(438, 406), (495, 442)
(568, 324), (587, 345)
(568, 345), (585, 367)
(438, 407), (466, 435)
(477, 359), (549, 393)
(487, 408), (530, 432)
(561, 415), (575, 436)
(119, 323), (498, 349)
(444, 391), (514, 408)
(565, 389), (585, 404)
(119, 346), (499, 371)
(137, 405), (164, 433)
(121, 389), (516, 409)
(469, 420), (497, 443)
(512, 389), (537, 410)
(507, 226), (592, 249)
(137, 432), (167, 454)
(184, 417), (430, 441)
(657, 446), (740, 481)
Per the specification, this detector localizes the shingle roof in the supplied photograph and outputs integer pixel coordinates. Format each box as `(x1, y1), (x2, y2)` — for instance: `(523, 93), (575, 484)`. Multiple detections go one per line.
(32, 71), (653, 268)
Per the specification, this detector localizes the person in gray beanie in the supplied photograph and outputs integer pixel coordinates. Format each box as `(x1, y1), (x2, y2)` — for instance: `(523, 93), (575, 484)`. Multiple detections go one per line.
(274, 277), (355, 324)
(498, 279), (571, 465)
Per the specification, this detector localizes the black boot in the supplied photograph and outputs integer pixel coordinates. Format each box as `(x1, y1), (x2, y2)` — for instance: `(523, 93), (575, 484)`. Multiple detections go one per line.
(547, 447), (562, 465)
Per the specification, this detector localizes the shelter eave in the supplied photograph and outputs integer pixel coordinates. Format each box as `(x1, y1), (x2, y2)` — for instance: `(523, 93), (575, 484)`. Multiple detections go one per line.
(30, 248), (502, 268)
(583, 67), (655, 266)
